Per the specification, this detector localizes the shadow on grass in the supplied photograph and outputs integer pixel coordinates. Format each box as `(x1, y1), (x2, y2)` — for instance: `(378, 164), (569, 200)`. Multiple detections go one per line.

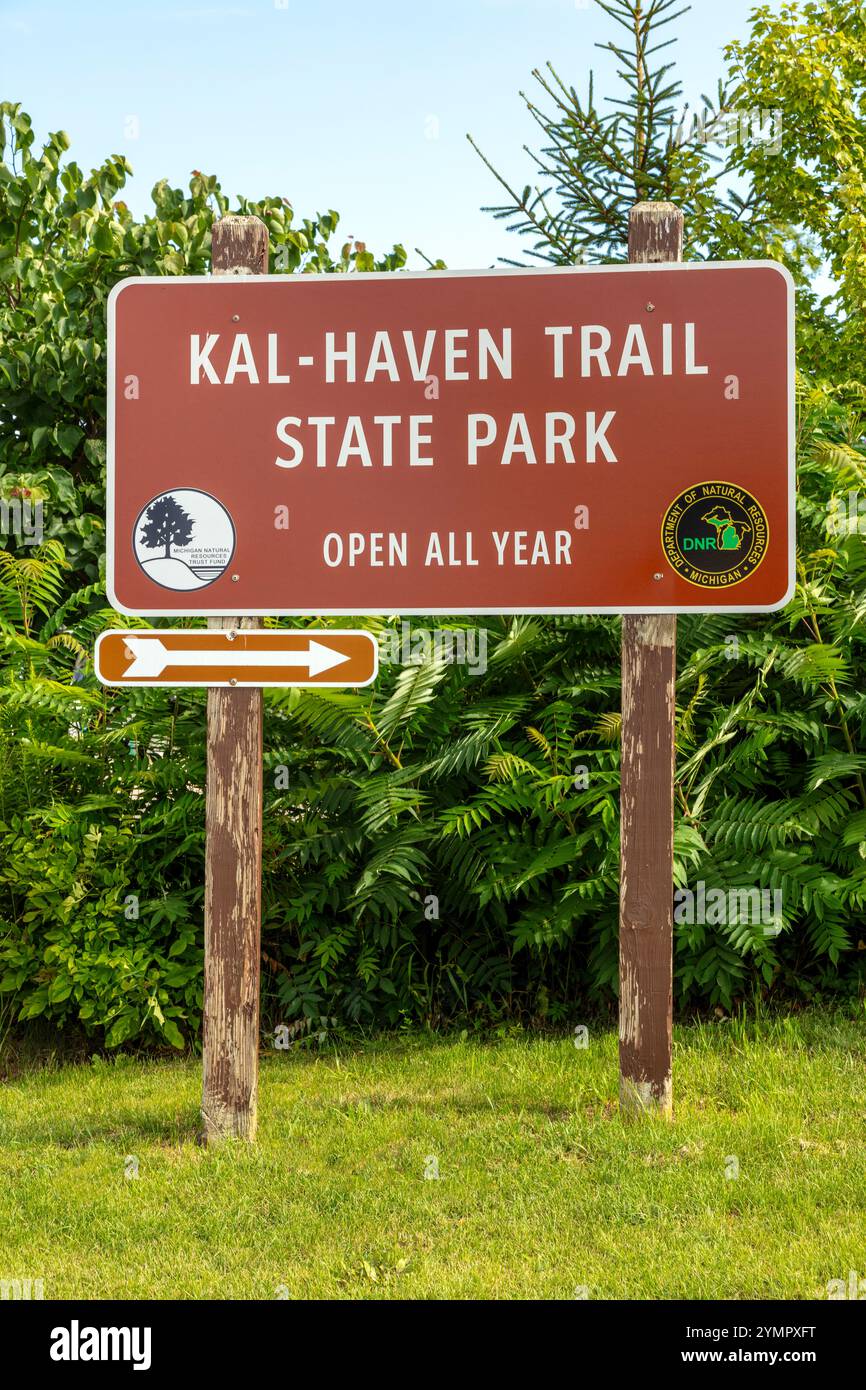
(4, 1107), (202, 1150)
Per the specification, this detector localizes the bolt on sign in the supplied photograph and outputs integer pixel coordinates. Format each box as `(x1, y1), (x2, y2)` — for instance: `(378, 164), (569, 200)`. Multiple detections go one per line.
(94, 629), (378, 688)
(106, 264), (794, 617)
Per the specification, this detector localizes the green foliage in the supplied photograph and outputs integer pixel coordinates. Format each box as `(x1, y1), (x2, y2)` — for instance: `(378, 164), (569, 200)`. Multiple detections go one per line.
(724, 0), (866, 377)
(469, 0), (865, 379)
(467, 0), (784, 265)
(0, 815), (200, 1049)
(3, 365), (866, 1044)
(0, 541), (206, 1047)
(0, 104), (408, 1047)
(258, 374), (866, 1024)
(1, 71), (866, 1048)
(0, 100), (406, 588)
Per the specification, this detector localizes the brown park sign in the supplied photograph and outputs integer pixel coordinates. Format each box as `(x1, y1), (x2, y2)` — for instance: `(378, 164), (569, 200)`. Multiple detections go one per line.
(94, 629), (378, 688)
(107, 264), (794, 616)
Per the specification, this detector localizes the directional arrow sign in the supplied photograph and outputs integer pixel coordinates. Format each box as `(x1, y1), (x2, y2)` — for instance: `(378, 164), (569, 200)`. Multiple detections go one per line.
(94, 629), (378, 688)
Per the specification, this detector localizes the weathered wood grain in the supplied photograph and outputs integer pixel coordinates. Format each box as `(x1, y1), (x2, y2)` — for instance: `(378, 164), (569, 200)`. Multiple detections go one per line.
(618, 202), (683, 1119)
(200, 216), (268, 1144)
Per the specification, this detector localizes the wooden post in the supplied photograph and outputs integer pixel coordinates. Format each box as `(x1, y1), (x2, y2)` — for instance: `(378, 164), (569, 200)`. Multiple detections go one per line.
(618, 201), (683, 1119)
(200, 215), (268, 1144)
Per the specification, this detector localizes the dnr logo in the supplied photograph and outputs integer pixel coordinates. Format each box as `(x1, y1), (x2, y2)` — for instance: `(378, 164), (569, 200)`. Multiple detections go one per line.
(661, 481), (769, 589)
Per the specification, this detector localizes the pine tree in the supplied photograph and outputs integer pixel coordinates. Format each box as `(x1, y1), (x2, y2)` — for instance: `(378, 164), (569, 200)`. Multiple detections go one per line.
(468, 0), (769, 265)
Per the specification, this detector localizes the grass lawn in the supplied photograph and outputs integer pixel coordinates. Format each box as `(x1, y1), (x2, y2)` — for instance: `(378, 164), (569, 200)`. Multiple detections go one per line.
(1, 1010), (864, 1300)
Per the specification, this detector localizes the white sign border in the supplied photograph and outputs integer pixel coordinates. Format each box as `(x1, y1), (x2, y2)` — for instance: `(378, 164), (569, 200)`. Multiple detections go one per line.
(106, 261), (796, 617)
(94, 628), (380, 689)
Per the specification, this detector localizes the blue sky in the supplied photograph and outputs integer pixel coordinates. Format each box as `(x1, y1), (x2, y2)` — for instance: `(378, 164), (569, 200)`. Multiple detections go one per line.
(1, 0), (774, 268)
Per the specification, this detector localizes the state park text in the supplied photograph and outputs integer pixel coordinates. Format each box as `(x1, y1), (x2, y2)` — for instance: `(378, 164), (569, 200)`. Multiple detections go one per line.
(188, 317), (710, 471)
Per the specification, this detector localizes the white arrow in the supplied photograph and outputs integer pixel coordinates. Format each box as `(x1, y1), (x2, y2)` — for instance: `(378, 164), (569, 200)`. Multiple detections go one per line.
(122, 636), (351, 680)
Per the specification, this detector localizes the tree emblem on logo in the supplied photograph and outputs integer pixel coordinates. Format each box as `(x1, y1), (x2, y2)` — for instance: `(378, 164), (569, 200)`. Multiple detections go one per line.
(133, 488), (235, 591)
(702, 507), (752, 551)
(138, 494), (195, 560)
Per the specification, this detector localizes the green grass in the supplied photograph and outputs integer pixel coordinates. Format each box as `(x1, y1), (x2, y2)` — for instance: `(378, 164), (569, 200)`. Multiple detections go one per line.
(1, 1011), (864, 1299)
